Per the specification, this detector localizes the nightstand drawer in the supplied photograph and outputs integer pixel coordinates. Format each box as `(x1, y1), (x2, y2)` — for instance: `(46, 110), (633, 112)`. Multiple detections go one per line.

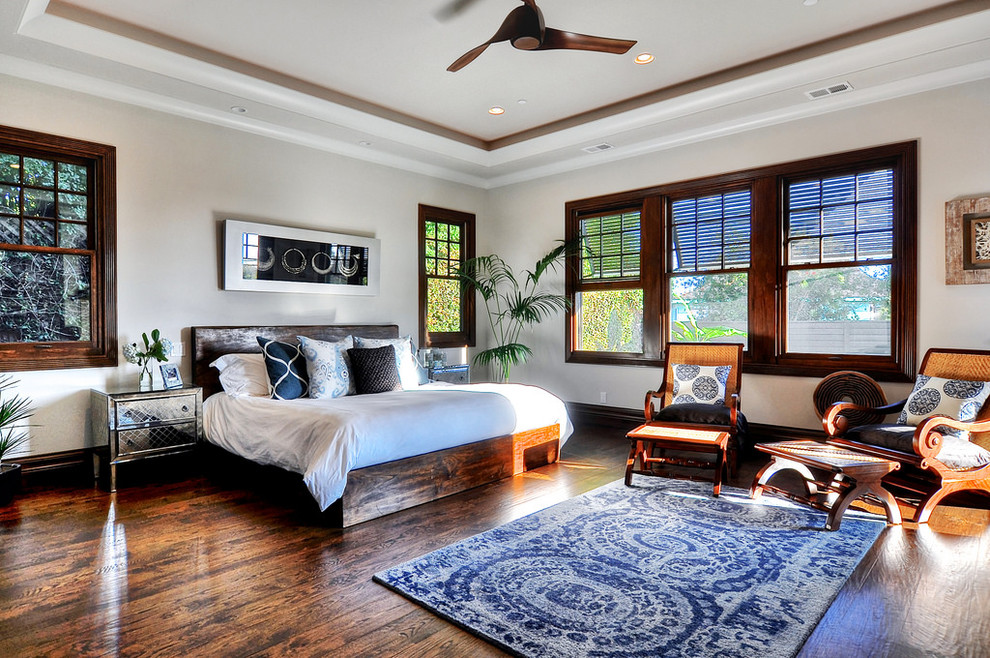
(117, 421), (198, 456)
(114, 394), (198, 429)
(431, 364), (470, 384)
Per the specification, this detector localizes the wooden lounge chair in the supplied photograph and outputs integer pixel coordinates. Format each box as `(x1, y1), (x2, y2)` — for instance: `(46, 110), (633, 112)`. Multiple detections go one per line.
(823, 348), (990, 523)
(643, 342), (746, 479)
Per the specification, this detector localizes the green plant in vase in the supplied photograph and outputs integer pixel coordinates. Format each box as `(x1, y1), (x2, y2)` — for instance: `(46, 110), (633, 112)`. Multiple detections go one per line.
(457, 241), (577, 382)
(123, 329), (174, 390)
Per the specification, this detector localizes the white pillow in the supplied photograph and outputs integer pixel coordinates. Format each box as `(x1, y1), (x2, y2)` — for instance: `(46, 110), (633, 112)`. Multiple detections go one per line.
(353, 335), (420, 389)
(670, 363), (731, 406)
(897, 375), (990, 438)
(297, 335), (354, 399)
(210, 353), (269, 397)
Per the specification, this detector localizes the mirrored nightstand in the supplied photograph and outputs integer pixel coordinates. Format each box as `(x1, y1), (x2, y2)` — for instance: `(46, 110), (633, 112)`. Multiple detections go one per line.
(429, 364), (470, 384)
(90, 385), (203, 491)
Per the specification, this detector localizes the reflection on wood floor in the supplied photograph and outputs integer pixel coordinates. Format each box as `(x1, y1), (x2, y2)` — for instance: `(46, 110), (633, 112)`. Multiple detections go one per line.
(1, 424), (987, 657)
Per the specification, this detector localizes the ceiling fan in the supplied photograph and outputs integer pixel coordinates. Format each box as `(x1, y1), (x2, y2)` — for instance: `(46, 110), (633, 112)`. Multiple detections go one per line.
(445, 0), (637, 72)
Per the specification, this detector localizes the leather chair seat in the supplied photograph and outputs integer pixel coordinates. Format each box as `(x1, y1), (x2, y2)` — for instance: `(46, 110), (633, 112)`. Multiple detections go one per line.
(845, 424), (990, 470)
(652, 402), (748, 446)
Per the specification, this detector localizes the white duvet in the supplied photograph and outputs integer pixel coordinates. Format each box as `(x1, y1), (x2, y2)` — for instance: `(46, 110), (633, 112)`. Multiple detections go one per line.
(203, 382), (573, 510)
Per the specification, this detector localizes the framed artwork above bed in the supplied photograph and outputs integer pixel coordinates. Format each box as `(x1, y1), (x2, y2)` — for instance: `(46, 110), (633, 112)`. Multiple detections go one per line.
(223, 219), (381, 295)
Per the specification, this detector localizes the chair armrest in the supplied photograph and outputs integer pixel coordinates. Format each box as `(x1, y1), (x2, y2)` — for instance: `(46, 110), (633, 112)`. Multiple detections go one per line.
(823, 399), (906, 437)
(644, 390), (663, 420)
(913, 415), (990, 465)
(727, 392), (739, 430)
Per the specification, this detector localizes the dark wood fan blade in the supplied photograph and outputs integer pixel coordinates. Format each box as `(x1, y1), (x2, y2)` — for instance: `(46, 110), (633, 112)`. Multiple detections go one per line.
(447, 5), (534, 71)
(537, 28), (636, 54)
(447, 41), (493, 72)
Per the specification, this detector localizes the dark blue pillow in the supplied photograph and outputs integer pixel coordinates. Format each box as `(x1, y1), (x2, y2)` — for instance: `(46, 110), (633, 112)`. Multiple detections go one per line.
(257, 336), (308, 400)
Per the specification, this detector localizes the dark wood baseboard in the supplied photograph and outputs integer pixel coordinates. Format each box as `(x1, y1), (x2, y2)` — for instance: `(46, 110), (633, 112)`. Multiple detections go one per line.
(566, 401), (824, 444)
(16, 449), (92, 474)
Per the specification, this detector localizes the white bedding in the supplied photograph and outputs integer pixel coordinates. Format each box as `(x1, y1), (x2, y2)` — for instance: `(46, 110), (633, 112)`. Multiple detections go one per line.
(203, 382), (573, 510)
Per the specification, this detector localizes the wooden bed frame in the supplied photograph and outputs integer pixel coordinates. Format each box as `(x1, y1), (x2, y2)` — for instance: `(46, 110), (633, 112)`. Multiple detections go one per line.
(190, 324), (561, 526)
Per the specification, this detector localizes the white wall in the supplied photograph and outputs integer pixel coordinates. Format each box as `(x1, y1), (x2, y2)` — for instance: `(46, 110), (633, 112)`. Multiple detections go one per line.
(484, 79), (990, 431)
(0, 75), (487, 456)
(3, 74), (990, 457)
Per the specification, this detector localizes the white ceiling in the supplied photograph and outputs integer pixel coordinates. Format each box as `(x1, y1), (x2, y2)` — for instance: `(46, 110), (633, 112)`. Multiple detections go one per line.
(1, 0), (989, 188)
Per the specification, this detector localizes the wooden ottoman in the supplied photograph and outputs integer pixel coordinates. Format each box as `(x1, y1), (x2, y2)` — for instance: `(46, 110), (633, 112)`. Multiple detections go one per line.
(625, 423), (731, 496)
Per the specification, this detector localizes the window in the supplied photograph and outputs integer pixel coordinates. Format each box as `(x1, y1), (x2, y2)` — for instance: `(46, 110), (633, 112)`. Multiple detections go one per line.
(418, 204), (475, 348)
(669, 190), (750, 346)
(575, 208), (644, 353)
(0, 125), (116, 371)
(783, 168), (894, 356)
(565, 142), (917, 380)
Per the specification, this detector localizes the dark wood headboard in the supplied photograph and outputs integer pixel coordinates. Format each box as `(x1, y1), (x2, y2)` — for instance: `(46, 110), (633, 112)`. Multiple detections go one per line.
(191, 324), (400, 399)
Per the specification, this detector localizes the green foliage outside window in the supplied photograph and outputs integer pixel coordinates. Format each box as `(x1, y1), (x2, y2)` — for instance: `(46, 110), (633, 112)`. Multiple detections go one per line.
(577, 289), (643, 352)
(427, 278), (461, 333)
(424, 219), (465, 334)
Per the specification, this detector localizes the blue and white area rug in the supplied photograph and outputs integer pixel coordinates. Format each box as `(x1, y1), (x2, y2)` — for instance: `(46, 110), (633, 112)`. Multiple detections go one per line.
(374, 478), (886, 658)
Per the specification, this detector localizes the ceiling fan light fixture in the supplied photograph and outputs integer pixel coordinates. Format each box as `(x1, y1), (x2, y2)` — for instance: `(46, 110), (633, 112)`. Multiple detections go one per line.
(489, 106), (506, 115)
(634, 52), (655, 65)
(512, 35), (541, 50)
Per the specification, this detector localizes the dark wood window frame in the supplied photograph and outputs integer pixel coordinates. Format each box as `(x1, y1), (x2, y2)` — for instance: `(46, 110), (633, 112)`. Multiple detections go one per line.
(418, 204), (476, 348)
(565, 141), (917, 381)
(0, 125), (117, 371)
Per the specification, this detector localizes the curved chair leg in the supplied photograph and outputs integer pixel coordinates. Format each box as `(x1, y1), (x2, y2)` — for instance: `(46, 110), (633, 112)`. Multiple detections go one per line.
(914, 486), (954, 524)
(624, 440), (640, 486)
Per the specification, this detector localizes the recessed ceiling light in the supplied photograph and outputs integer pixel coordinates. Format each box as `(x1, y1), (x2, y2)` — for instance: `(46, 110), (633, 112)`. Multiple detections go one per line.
(489, 106), (505, 115)
(517, 99), (527, 105)
(230, 106), (247, 114)
(358, 140), (372, 147)
(803, 0), (818, 6)
(634, 53), (655, 65)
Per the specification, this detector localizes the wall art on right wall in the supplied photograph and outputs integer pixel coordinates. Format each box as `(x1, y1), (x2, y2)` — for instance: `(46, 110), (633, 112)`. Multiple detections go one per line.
(946, 196), (990, 285)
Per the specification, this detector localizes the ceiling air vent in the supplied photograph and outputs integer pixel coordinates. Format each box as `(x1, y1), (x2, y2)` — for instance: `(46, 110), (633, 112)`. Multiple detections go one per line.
(805, 81), (854, 100)
(582, 142), (614, 154)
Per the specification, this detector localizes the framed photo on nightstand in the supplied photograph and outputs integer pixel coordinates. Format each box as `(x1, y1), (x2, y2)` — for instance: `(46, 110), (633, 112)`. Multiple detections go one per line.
(160, 363), (183, 389)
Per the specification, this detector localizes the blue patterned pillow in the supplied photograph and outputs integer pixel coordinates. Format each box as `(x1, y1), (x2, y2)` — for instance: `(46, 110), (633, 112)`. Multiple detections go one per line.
(298, 335), (354, 399)
(897, 374), (990, 438)
(670, 363), (731, 406)
(257, 337), (308, 400)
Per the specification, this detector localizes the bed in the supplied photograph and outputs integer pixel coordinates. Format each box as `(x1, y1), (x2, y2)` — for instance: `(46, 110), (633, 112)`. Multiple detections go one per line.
(191, 324), (571, 526)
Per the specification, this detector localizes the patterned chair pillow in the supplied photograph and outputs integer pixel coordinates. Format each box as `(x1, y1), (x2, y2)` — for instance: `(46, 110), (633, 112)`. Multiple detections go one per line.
(353, 335), (421, 389)
(897, 374), (990, 438)
(298, 335), (354, 399)
(670, 363), (731, 406)
(257, 336), (309, 400)
(348, 346), (402, 394)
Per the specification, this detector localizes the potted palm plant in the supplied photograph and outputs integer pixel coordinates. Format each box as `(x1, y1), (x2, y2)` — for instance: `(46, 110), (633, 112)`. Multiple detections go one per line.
(0, 375), (34, 505)
(457, 240), (578, 382)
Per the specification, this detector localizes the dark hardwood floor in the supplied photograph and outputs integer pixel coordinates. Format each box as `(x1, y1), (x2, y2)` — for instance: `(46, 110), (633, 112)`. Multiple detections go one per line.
(1, 425), (987, 657)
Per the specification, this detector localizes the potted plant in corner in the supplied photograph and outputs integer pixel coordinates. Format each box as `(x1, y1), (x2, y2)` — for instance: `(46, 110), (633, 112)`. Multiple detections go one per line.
(0, 374), (34, 506)
(457, 240), (580, 382)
